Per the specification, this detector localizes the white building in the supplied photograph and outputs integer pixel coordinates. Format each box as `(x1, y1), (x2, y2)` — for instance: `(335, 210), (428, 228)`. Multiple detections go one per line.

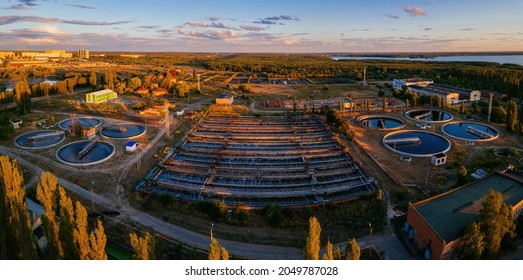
(393, 78), (434, 90)
(78, 49), (90, 59)
(431, 153), (447, 166)
(126, 140), (137, 152)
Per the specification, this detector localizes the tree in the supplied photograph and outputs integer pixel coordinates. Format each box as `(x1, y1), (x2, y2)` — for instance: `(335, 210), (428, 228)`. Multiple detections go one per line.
(128, 77), (142, 91)
(457, 165), (468, 187)
(208, 229), (229, 260)
(0, 156), (38, 259)
(14, 79), (31, 115)
(506, 100), (518, 131)
(89, 71), (97, 87)
(58, 186), (77, 259)
(345, 238), (360, 260)
(460, 101), (465, 114)
(36, 172), (63, 259)
(321, 238), (333, 260)
(129, 232), (155, 260)
(491, 106), (507, 124)
(333, 246), (342, 260)
(88, 219), (107, 260)
(479, 190), (515, 258)
(73, 201), (91, 260)
(239, 84), (252, 93)
(383, 97), (387, 111)
(176, 82), (190, 98)
(457, 221), (484, 260)
(304, 216), (321, 260)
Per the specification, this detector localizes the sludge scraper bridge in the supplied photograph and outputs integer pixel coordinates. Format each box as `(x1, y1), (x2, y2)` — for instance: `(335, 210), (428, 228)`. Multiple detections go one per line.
(137, 115), (377, 208)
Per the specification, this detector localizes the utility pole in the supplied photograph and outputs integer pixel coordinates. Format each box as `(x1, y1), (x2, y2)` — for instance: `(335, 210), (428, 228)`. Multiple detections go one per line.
(165, 100), (171, 140)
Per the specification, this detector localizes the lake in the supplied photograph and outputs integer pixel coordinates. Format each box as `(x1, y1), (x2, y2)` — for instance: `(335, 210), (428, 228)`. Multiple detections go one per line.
(332, 55), (523, 66)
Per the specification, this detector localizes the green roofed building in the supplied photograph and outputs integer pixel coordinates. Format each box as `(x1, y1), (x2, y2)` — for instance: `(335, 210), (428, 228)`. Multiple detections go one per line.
(406, 168), (523, 259)
(86, 89), (117, 104)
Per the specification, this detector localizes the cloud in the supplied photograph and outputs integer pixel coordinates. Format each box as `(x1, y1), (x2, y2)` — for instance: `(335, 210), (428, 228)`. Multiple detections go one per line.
(403, 6), (427, 17)
(207, 16), (220, 21)
(137, 25), (161, 30)
(254, 15), (299, 25)
(424, 27), (433, 31)
(0, 15), (132, 26)
(16, 0), (43, 7)
(185, 20), (208, 27)
(424, 0), (437, 5)
(240, 25), (265, 32)
(177, 27), (239, 40)
(64, 3), (110, 12)
(384, 13), (399, 19)
(3, 4), (35, 10)
(291, 33), (309, 36)
(458, 28), (476, 31)
(351, 28), (370, 32)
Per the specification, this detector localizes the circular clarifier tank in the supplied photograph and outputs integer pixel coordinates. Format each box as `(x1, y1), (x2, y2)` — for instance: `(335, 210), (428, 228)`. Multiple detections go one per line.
(99, 123), (146, 139)
(58, 117), (102, 130)
(56, 140), (115, 166)
(356, 115), (406, 130)
(383, 130), (451, 157)
(14, 130), (66, 149)
(441, 122), (499, 142)
(405, 109), (453, 123)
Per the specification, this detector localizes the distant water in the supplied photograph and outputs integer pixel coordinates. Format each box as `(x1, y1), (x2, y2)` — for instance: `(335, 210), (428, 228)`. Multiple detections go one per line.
(332, 55), (523, 66)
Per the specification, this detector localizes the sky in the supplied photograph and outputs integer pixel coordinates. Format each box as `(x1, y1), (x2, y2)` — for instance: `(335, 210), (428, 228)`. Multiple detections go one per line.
(0, 0), (522, 53)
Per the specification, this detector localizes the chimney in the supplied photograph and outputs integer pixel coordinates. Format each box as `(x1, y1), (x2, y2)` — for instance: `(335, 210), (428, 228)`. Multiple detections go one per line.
(487, 93), (494, 122)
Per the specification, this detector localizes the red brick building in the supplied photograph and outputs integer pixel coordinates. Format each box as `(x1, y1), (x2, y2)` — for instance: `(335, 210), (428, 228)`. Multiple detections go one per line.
(406, 169), (523, 259)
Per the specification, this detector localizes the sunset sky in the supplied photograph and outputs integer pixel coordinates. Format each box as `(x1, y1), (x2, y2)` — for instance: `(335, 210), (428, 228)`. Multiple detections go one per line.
(1, 0), (522, 52)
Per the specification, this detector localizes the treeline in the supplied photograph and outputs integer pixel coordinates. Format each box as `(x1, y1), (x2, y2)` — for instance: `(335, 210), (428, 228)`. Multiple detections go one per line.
(0, 156), (154, 260)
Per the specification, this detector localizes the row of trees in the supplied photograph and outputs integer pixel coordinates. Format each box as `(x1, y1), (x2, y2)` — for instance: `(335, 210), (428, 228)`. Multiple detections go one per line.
(304, 217), (360, 260)
(0, 155), (155, 260)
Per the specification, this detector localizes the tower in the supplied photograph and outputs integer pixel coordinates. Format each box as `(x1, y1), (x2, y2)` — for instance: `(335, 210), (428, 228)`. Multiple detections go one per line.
(487, 93), (494, 122)
(165, 101), (171, 140)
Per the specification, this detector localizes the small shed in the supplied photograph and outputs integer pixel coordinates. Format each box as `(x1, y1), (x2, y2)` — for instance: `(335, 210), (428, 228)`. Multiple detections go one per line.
(11, 119), (23, 129)
(126, 140), (137, 152)
(431, 153), (447, 166)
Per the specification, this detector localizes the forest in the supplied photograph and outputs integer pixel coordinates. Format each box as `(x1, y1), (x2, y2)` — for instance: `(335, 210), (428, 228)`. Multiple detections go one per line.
(93, 53), (523, 98)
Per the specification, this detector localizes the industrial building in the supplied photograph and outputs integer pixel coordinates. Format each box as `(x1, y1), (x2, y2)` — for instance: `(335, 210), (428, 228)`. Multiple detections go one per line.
(393, 78), (434, 90)
(85, 89), (117, 103)
(216, 93), (234, 105)
(408, 85), (460, 104)
(78, 49), (90, 59)
(393, 78), (481, 102)
(137, 115), (377, 208)
(406, 168), (523, 259)
(21, 50), (72, 59)
(427, 83), (481, 102)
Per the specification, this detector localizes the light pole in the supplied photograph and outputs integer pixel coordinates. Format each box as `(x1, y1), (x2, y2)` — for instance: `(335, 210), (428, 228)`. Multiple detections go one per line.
(91, 180), (95, 210)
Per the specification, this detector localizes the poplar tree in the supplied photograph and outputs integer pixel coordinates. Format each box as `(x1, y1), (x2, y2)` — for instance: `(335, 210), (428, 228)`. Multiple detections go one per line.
(345, 238), (360, 260)
(304, 216), (321, 260)
(333, 246), (342, 260)
(0, 156), (38, 259)
(506, 100), (518, 131)
(89, 71), (97, 87)
(73, 201), (91, 260)
(321, 238), (334, 260)
(58, 186), (77, 259)
(89, 220), (107, 260)
(36, 172), (63, 259)
(208, 229), (229, 260)
(129, 232), (155, 260)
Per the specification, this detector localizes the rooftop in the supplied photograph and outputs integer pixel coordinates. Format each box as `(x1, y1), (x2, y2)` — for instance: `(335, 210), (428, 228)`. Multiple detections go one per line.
(89, 89), (115, 96)
(428, 83), (474, 95)
(409, 85), (456, 96)
(412, 171), (523, 242)
(218, 93), (232, 99)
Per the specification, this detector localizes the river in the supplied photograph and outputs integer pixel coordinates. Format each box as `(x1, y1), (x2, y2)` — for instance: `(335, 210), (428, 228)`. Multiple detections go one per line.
(332, 55), (523, 66)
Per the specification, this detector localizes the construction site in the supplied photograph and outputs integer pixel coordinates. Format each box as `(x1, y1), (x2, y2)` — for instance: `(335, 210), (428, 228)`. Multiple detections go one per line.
(137, 115), (377, 208)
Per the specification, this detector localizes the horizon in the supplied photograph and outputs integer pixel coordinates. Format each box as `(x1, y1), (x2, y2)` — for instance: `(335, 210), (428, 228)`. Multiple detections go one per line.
(0, 0), (522, 53)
